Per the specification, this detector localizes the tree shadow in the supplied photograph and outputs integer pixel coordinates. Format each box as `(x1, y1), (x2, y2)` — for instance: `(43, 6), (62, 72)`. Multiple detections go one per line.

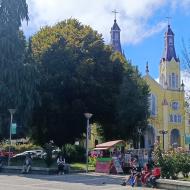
(0, 172), (126, 187)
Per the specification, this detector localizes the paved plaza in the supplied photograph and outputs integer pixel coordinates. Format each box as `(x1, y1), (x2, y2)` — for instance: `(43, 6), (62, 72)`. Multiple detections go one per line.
(0, 172), (164, 190)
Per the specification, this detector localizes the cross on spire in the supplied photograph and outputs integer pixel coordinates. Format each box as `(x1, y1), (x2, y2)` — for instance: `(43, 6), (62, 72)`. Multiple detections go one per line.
(166, 16), (172, 25)
(112, 9), (119, 21)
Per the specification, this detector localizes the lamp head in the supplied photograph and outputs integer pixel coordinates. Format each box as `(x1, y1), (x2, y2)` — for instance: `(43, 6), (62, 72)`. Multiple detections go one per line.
(84, 113), (93, 119)
(8, 109), (16, 114)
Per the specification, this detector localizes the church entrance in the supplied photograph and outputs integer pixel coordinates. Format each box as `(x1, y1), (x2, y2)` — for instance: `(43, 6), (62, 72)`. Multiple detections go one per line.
(170, 129), (180, 148)
(144, 126), (155, 149)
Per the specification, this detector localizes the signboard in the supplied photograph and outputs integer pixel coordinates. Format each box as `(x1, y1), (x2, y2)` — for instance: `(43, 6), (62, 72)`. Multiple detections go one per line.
(11, 123), (17, 135)
(95, 158), (112, 173)
(112, 157), (123, 174)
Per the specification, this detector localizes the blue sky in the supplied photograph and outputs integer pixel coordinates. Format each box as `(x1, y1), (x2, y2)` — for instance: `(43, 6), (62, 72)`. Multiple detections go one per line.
(126, 9), (190, 78)
(23, 0), (190, 91)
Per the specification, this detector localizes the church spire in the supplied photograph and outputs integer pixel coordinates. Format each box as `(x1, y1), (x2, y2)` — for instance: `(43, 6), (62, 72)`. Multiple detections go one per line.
(110, 10), (122, 53)
(162, 24), (178, 62)
(146, 61), (149, 75)
(159, 22), (180, 91)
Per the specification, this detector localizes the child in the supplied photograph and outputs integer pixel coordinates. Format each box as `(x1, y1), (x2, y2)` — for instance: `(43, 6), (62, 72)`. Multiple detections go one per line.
(121, 167), (137, 187)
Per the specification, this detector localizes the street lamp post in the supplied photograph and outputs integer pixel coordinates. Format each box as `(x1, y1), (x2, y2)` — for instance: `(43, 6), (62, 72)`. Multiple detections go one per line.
(137, 128), (142, 149)
(8, 109), (16, 166)
(159, 130), (168, 150)
(84, 113), (93, 173)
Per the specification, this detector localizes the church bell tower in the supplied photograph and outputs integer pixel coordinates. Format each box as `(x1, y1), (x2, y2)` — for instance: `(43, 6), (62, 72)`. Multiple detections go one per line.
(110, 10), (122, 53)
(159, 24), (181, 90)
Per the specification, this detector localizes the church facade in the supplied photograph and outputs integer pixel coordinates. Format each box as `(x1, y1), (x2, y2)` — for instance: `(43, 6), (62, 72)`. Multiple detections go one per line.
(144, 25), (189, 150)
(110, 17), (189, 150)
(143, 24), (189, 150)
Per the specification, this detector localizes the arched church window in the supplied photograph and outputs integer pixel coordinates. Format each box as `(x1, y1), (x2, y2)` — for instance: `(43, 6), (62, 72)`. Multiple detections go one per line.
(170, 114), (173, 122)
(170, 129), (180, 147)
(169, 37), (173, 45)
(115, 33), (119, 40)
(172, 73), (176, 89)
(171, 101), (179, 110)
(178, 115), (182, 123)
(174, 115), (177, 123)
(149, 94), (157, 116)
(169, 75), (171, 88)
(176, 74), (178, 88)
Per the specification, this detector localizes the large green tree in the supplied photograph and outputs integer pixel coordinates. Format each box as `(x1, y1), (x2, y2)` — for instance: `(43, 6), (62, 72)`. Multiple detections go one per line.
(0, 0), (38, 138)
(30, 19), (149, 146)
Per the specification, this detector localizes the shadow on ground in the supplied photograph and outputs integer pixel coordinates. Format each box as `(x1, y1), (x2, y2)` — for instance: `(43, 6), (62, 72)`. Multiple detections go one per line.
(0, 172), (126, 187)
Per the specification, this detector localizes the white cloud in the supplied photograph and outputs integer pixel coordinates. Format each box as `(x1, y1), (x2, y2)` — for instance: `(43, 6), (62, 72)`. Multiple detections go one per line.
(170, 0), (190, 12)
(23, 0), (168, 45)
(181, 0), (190, 7)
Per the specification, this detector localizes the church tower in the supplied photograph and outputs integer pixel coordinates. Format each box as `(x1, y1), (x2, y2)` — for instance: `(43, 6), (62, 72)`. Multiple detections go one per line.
(110, 11), (122, 53)
(159, 24), (181, 90)
(144, 23), (187, 150)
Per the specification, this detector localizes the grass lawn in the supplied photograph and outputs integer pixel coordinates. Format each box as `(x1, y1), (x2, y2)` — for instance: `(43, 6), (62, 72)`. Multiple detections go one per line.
(178, 177), (190, 181)
(70, 163), (95, 171)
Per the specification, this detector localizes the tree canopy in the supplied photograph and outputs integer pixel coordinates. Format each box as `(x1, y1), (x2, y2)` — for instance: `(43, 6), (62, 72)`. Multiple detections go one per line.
(30, 19), (150, 146)
(0, 0), (38, 139)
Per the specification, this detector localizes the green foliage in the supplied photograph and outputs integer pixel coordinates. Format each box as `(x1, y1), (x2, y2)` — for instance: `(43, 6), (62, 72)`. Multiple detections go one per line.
(62, 144), (85, 163)
(0, 0), (38, 139)
(0, 142), (41, 153)
(43, 142), (54, 167)
(175, 151), (190, 178)
(88, 155), (97, 167)
(30, 18), (149, 146)
(109, 57), (150, 141)
(153, 144), (190, 179)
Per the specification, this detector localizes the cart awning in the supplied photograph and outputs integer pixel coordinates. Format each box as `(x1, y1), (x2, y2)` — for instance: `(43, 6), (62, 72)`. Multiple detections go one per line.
(93, 147), (109, 150)
(94, 140), (125, 151)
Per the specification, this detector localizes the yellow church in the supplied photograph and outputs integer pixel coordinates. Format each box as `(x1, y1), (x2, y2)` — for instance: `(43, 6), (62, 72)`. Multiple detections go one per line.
(89, 18), (190, 151)
(144, 24), (189, 150)
(108, 17), (190, 150)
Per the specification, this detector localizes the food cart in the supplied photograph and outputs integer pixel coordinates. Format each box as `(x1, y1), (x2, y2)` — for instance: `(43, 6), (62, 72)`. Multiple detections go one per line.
(93, 140), (125, 174)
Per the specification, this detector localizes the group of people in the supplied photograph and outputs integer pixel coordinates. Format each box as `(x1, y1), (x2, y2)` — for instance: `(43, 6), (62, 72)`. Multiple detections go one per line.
(122, 158), (161, 188)
(21, 154), (66, 175)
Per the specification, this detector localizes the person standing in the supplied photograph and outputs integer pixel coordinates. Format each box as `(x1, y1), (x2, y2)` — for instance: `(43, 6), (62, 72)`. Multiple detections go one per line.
(57, 155), (65, 175)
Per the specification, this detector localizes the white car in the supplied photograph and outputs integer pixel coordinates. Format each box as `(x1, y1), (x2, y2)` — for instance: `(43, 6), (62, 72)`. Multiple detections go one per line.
(13, 150), (45, 159)
(13, 150), (38, 158)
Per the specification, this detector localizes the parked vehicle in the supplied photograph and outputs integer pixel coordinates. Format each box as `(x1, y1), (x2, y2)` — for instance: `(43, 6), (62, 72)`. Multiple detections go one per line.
(13, 150), (38, 158)
(13, 149), (46, 159)
(0, 151), (15, 158)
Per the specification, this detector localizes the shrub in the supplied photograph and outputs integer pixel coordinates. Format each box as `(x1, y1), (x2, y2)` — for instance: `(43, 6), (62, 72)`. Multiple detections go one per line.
(153, 144), (190, 179)
(0, 142), (41, 153)
(43, 142), (54, 167)
(62, 144), (85, 163)
(88, 155), (97, 167)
